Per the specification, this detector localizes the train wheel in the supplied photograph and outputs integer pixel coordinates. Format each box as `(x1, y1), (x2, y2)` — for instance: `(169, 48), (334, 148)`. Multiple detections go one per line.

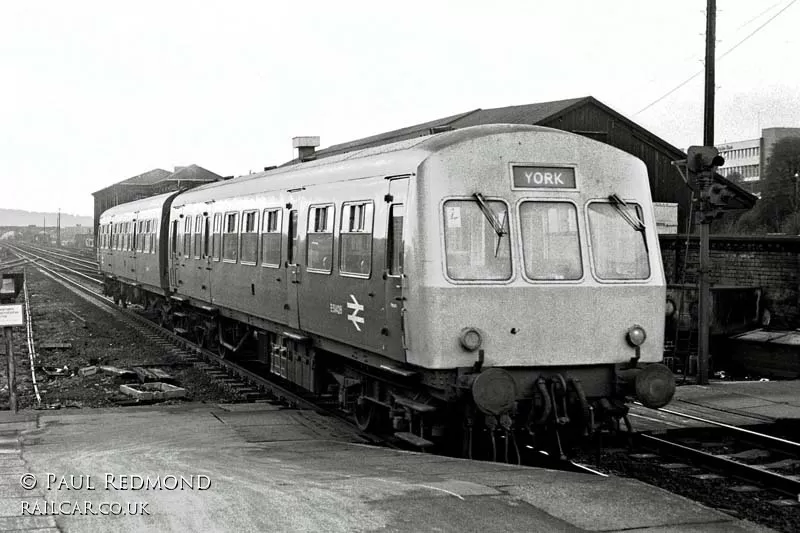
(354, 398), (377, 432)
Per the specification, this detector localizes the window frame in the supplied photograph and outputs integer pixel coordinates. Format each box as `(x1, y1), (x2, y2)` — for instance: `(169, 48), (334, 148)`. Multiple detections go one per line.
(585, 199), (651, 283)
(339, 200), (374, 278)
(306, 203), (335, 274)
(212, 213), (222, 261)
(222, 211), (239, 263)
(440, 196), (514, 284)
(516, 199), (584, 284)
(193, 214), (203, 259)
(260, 208), (283, 268)
(240, 209), (259, 265)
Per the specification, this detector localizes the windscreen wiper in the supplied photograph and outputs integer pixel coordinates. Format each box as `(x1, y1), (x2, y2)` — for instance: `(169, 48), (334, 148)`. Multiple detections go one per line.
(473, 192), (507, 257)
(608, 194), (646, 232)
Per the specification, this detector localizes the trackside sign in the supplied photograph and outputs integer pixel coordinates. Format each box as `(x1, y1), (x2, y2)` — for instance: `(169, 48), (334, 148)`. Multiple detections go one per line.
(0, 305), (23, 327)
(512, 166), (576, 189)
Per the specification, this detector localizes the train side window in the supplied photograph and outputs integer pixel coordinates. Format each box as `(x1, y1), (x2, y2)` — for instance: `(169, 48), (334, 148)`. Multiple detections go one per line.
(519, 202), (582, 281)
(223, 212), (239, 262)
(340, 201), (373, 277)
(387, 204), (404, 276)
(171, 220), (178, 255)
(307, 204), (334, 273)
(183, 217), (192, 257)
(193, 215), (203, 259)
(261, 208), (282, 267)
(212, 214), (222, 261)
(137, 221), (145, 252)
(240, 210), (259, 265)
(152, 219), (159, 254)
(287, 210), (298, 264)
(202, 216), (210, 258)
(443, 199), (512, 281)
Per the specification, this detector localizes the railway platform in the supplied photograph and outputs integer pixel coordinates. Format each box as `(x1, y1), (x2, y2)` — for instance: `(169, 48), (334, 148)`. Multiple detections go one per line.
(0, 403), (774, 532)
(629, 379), (800, 432)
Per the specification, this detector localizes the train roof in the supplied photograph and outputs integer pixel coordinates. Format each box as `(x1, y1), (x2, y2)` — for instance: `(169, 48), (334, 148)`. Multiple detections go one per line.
(99, 191), (176, 220)
(175, 124), (574, 205)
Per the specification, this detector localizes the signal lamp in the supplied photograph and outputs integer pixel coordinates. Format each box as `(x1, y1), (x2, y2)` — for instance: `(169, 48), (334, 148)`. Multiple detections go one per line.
(459, 327), (483, 352)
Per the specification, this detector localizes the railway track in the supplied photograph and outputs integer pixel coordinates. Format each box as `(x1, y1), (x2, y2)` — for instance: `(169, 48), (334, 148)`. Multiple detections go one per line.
(2, 242), (392, 447)
(633, 405), (800, 503)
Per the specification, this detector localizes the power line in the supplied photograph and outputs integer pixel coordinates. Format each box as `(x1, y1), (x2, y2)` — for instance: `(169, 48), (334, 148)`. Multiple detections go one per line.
(635, 0), (798, 116)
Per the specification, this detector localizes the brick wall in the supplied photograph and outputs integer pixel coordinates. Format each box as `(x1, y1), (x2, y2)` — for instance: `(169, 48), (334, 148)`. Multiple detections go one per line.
(660, 235), (800, 323)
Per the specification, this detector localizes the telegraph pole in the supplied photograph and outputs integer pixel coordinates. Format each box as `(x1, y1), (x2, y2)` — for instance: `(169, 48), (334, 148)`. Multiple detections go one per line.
(57, 208), (61, 247)
(698, 0), (716, 385)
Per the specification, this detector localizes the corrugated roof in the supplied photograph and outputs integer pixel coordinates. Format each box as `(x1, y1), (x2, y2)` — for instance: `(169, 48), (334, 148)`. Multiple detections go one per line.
(281, 98), (589, 166)
(451, 97), (588, 128)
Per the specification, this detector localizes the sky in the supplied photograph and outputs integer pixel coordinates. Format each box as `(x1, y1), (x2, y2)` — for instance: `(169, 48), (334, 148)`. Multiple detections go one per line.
(2, 0), (799, 216)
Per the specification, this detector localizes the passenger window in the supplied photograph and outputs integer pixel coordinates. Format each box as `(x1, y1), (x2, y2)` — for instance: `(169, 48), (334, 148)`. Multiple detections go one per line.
(519, 202), (582, 281)
(171, 221), (178, 254)
(203, 216), (210, 258)
(240, 210), (259, 264)
(387, 204), (404, 276)
(307, 205), (334, 273)
(261, 209), (282, 267)
(222, 212), (239, 262)
(340, 201), (373, 277)
(212, 214), (221, 261)
(182, 217), (192, 257)
(193, 215), (203, 259)
(443, 199), (511, 281)
(287, 210), (298, 265)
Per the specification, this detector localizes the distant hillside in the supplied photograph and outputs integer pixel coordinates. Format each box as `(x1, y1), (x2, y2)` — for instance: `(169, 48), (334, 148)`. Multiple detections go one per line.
(0, 208), (93, 227)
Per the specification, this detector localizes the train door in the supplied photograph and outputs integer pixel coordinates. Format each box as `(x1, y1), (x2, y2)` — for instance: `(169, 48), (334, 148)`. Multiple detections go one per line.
(169, 219), (179, 289)
(384, 177), (409, 361)
(202, 214), (212, 300)
(132, 218), (140, 282)
(284, 208), (300, 329)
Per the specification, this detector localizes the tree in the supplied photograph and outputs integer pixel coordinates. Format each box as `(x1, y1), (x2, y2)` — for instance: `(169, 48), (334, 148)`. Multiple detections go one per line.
(733, 137), (800, 234)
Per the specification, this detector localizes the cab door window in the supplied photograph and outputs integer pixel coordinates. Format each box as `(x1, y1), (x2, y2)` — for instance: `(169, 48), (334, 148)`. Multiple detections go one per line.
(387, 204), (404, 275)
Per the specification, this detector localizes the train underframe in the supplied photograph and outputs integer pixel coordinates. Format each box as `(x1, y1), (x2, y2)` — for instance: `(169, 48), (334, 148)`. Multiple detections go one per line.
(105, 276), (674, 460)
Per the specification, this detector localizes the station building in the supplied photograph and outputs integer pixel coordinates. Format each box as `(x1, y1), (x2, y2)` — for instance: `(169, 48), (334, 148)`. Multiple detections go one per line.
(283, 96), (693, 231)
(716, 127), (800, 198)
(92, 165), (224, 239)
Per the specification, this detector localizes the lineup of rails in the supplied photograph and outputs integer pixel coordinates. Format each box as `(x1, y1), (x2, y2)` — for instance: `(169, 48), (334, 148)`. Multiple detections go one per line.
(631, 404), (800, 501)
(1, 243), (389, 446)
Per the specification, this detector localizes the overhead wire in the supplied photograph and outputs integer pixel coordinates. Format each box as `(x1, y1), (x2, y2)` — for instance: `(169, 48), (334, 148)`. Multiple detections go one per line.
(635, 0), (798, 116)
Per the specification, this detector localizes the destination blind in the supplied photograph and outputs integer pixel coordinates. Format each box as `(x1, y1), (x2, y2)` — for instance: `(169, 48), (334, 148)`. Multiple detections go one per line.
(512, 166), (576, 189)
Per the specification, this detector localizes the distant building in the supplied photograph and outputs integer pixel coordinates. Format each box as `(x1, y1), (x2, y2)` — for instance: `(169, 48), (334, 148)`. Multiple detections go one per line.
(716, 127), (800, 198)
(92, 165), (224, 240)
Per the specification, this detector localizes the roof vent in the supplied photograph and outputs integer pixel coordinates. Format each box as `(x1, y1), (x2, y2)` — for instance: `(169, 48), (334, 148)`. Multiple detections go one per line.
(429, 126), (453, 135)
(293, 136), (320, 162)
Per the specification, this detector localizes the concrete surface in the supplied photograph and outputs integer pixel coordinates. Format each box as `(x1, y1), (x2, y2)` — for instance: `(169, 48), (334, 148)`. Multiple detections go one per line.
(0, 403), (774, 532)
(675, 380), (800, 420)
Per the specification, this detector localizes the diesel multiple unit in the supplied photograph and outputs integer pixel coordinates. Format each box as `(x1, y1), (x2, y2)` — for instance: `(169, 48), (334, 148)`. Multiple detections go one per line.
(99, 124), (675, 457)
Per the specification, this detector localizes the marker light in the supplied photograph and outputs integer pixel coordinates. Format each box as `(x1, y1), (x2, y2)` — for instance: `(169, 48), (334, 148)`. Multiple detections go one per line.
(665, 299), (676, 318)
(627, 325), (647, 347)
(459, 327), (483, 352)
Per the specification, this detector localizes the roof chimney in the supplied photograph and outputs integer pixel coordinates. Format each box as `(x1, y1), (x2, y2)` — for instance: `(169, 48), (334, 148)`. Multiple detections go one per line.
(292, 136), (320, 162)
